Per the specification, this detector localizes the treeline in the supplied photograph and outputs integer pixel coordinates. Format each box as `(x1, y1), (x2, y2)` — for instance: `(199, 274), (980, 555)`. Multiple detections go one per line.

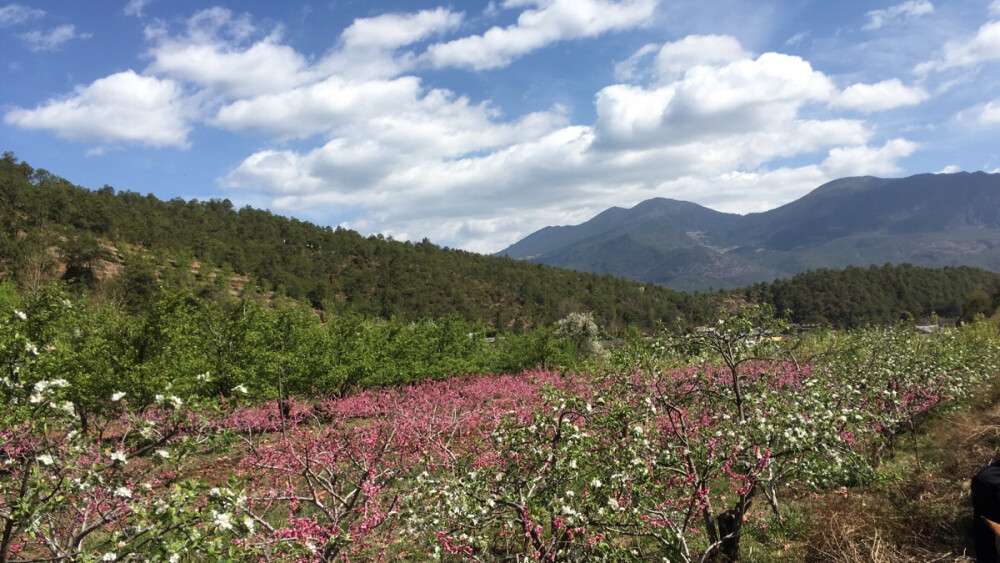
(0, 282), (592, 427)
(743, 263), (1000, 327)
(0, 152), (707, 332)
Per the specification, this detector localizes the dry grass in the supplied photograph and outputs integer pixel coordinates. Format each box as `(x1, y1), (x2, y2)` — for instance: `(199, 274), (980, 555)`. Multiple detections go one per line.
(786, 388), (1000, 563)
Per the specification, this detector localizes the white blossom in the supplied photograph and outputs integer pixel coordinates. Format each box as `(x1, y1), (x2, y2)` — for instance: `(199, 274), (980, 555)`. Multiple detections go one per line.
(114, 486), (132, 499)
(213, 510), (233, 531)
(36, 453), (54, 466)
(110, 451), (128, 464)
(111, 391), (126, 401)
(14, 310), (26, 321)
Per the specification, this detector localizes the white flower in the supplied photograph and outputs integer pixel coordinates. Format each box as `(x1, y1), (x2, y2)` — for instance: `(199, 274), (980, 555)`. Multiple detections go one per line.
(114, 486), (132, 499)
(608, 497), (620, 511)
(60, 401), (75, 415)
(154, 449), (170, 459)
(196, 372), (211, 382)
(111, 391), (126, 401)
(14, 310), (26, 321)
(154, 394), (164, 404)
(590, 478), (602, 488)
(28, 393), (42, 404)
(243, 516), (255, 533)
(110, 451), (128, 464)
(212, 511), (233, 531)
(37, 454), (54, 466)
(633, 426), (644, 435)
(25, 343), (38, 356)
(169, 555), (180, 563)
(50, 379), (68, 388)
(102, 552), (117, 561)
(169, 396), (183, 408)
(232, 385), (248, 394)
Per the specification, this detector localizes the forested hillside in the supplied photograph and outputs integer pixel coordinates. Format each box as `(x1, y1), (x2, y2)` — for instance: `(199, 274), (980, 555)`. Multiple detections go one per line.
(0, 153), (706, 332)
(741, 263), (1000, 327)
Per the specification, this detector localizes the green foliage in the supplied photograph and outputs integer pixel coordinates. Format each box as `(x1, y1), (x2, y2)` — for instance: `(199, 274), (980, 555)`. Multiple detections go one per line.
(743, 263), (1000, 327)
(0, 153), (703, 333)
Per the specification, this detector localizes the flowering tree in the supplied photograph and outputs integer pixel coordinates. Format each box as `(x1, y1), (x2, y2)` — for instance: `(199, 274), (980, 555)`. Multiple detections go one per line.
(0, 305), (246, 562)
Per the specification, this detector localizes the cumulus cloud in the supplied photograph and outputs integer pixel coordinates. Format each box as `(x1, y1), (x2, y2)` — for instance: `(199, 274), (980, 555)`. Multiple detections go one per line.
(863, 0), (934, 31)
(594, 51), (836, 148)
(144, 8), (312, 98)
(4, 70), (191, 148)
(321, 8), (464, 79)
(20, 24), (92, 51)
(150, 38), (314, 97)
(0, 3), (43, 26)
(821, 139), (917, 178)
(937, 164), (961, 173)
(831, 79), (928, 112)
(915, 20), (1000, 73)
(651, 35), (751, 82)
(339, 7), (462, 51)
(424, 0), (656, 70)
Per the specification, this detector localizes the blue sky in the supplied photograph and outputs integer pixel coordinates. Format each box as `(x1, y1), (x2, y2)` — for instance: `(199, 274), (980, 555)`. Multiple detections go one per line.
(2, 0), (999, 252)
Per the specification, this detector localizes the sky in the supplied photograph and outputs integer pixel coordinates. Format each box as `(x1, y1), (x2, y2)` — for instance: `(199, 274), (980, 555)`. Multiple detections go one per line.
(2, 1), (999, 253)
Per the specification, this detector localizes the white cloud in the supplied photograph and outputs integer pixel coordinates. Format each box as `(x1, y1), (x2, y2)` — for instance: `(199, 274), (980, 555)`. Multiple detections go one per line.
(4, 70), (191, 148)
(150, 38), (314, 98)
(937, 164), (960, 173)
(821, 139), (917, 178)
(144, 8), (313, 98)
(339, 8), (462, 51)
(0, 3), (43, 26)
(320, 8), (464, 80)
(124, 0), (152, 18)
(991, 0), (1000, 16)
(863, 0), (934, 31)
(424, 0), (656, 70)
(20, 24), (92, 52)
(977, 99), (1000, 125)
(831, 79), (928, 112)
(915, 20), (1000, 73)
(594, 51), (836, 148)
(652, 35), (751, 82)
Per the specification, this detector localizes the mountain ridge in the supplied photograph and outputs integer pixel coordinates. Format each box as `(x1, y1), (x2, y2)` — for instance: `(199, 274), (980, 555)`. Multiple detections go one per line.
(498, 172), (1000, 291)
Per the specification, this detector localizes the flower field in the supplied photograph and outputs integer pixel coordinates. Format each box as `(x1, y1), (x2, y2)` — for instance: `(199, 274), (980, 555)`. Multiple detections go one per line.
(3, 302), (1000, 561)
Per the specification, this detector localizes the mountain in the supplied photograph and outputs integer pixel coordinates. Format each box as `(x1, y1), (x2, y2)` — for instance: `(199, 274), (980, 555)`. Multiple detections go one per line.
(498, 172), (1000, 291)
